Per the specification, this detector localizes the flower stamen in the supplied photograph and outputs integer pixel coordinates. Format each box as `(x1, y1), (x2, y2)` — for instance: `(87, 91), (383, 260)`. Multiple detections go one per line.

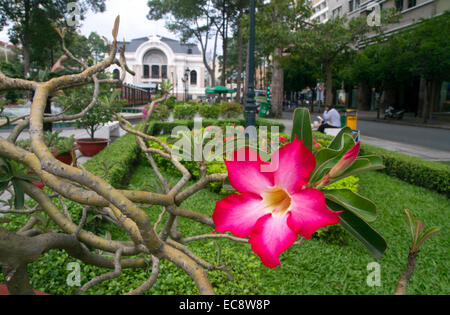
(261, 187), (292, 216)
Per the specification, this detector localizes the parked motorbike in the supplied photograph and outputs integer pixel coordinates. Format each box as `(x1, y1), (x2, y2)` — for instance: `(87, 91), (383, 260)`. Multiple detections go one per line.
(384, 106), (405, 120)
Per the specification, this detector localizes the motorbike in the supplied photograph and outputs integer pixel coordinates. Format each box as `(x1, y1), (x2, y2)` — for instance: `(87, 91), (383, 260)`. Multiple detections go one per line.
(384, 106), (405, 120)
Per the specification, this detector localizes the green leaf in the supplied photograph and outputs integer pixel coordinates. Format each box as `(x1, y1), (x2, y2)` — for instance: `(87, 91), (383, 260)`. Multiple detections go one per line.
(310, 133), (355, 184)
(416, 226), (441, 250)
(0, 173), (12, 183)
(12, 179), (25, 210)
(324, 189), (378, 222)
(291, 108), (312, 152)
(330, 155), (384, 182)
(328, 127), (354, 150)
(328, 200), (387, 260)
(14, 173), (41, 183)
(0, 181), (10, 191)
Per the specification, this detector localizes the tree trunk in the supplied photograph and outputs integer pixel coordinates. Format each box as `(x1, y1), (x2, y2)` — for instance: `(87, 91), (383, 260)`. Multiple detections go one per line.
(325, 62), (333, 106)
(357, 83), (371, 111)
(235, 13), (243, 104)
(2, 264), (34, 295)
(271, 47), (284, 118)
(417, 76), (427, 118)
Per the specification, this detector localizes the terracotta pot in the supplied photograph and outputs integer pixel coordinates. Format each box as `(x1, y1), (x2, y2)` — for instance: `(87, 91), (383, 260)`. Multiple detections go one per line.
(76, 138), (109, 157)
(0, 284), (49, 295)
(28, 171), (44, 190)
(51, 149), (73, 165)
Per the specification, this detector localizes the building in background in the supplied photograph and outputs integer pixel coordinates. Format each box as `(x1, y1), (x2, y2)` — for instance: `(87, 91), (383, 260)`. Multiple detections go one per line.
(310, 0), (330, 23)
(326, 0), (450, 117)
(109, 35), (206, 100)
(0, 41), (18, 63)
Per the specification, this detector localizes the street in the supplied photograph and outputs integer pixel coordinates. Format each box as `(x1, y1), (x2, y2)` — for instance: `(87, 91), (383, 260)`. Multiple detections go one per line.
(269, 112), (450, 161)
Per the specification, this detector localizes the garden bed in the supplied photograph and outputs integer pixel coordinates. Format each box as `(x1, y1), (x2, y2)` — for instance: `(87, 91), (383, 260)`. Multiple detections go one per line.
(2, 129), (447, 295)
(1, 159), (447, 295)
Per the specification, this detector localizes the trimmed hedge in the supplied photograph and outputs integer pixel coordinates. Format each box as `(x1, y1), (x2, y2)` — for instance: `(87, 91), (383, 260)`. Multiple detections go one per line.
(313, 132), (450, 195)
(83, 133), (141, 188)
(148, 118), (285, 136)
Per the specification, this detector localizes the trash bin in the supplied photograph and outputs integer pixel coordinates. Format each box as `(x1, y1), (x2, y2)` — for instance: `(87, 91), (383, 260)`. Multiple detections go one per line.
(346, 109), (358, 130)
(259, 102), (271, 118)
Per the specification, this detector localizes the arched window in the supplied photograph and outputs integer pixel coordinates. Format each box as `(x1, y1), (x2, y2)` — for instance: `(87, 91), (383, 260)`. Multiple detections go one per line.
(143, 49), (168, 80)
(113, 69), (120, 80)
(190, 70), (197, 86)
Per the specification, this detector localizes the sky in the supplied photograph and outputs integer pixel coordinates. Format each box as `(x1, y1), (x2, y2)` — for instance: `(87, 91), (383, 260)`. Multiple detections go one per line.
(0, 0), (177, 43)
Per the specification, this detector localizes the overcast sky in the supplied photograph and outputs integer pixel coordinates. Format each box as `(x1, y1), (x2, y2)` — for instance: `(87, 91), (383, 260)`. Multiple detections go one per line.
(0, 0), (177, 43)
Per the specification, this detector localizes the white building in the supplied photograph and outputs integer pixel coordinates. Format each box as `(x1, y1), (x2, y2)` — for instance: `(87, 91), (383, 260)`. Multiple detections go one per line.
(109, 34), (206, 100)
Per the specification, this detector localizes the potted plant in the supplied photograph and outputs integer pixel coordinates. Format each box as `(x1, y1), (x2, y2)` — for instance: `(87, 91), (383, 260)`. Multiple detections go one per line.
(74, 89), (124, 157)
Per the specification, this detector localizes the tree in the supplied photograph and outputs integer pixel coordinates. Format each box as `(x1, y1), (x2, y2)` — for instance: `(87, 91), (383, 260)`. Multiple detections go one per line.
(147, 0), (221, 86)
(408, 12), (450, 121)
(0, 0), (106, 77)
(253, 0), (311, 117)
(296, 10), (397, 107)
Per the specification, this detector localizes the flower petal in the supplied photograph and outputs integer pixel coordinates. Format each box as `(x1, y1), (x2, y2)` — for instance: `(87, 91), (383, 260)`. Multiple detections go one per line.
(287, 188), (341, 239)
(271, 138), (316, 194)
(249, 214), (298, 268)
(213, 192), (267, 238)
(225, 148), (274, 194)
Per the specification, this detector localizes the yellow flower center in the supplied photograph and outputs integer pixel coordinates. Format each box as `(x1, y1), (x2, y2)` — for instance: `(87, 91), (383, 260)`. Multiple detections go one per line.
(261, 187), (292, 216)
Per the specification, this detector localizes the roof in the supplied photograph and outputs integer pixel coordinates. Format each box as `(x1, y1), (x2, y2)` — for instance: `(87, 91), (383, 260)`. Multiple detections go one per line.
(117, 36), (201, 55)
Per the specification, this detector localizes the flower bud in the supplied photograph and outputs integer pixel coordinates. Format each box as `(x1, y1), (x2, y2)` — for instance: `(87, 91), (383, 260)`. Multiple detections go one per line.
(329, 142), (361, 178)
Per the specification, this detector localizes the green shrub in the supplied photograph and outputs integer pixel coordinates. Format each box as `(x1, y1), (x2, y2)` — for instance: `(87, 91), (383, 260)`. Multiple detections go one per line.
(83, 133), (141, 188)
(148, 118), (285, 136)
(220, 102), (244, 118)
(173, 103), (198, 120)
(161, 96), (177, 110)
(313, 132), (450, 195)
(198, 104), (221, 119)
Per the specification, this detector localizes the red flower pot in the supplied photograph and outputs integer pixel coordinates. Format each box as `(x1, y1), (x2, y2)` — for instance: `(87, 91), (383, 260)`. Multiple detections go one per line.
(0, 284), (49, 295)
(27, 171), (44, 190)
(51, 149), (73, 165)
(76, 138), (109, 157)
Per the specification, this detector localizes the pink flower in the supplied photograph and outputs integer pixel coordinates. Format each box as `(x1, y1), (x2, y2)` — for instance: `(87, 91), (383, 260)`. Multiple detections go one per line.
(142, 108), (148, 121)
(279, 136), (287, 144)
(329, 142), (360, 178)
(213, 138), (341, 268)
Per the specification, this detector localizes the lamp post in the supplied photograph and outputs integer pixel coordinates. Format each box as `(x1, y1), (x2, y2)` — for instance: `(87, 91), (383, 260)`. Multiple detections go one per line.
(245, 0), (257, 130)
(184, 68), (190, 101)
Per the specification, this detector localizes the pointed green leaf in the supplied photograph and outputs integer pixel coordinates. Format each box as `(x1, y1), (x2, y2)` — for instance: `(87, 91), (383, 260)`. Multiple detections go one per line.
(416, 226), (441, 250)
(403, 209), (416, 242)
(12, 179), (25, 210)
(325, 189), (378, 222)
(330, 156), (384, 182)
(328, 200), (387, 260)
(328, 127), (354, 150)
(291, 108), (313, 152)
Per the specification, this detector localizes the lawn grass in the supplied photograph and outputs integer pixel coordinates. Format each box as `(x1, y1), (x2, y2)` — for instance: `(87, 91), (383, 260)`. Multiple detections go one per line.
(2, 159), (448, 295)
(104, 160), (449, 295)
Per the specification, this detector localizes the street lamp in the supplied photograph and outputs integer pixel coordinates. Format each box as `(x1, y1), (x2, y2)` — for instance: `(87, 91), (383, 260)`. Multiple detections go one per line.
(184, 68), (190, 101)
(245, 0), (257, 131)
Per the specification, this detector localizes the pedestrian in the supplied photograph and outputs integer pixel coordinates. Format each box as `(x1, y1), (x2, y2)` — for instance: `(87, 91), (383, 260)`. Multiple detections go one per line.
(318, 105), (342, 133)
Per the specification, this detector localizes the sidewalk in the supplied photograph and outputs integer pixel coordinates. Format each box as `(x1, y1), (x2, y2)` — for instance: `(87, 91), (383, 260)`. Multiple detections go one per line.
(356, 111), (450, 130)
(267, 113), (450, 162)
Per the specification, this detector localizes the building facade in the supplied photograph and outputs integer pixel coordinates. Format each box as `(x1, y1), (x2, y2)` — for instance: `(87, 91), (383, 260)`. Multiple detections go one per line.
(109, 35), (206, 100)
